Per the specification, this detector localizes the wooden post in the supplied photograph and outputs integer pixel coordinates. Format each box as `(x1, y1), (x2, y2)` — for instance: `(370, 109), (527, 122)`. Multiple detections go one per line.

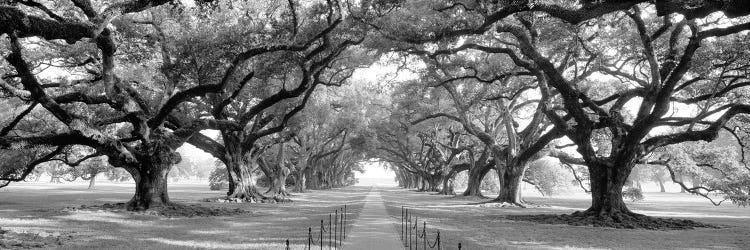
(414, 217), (418, 250)
(423, 221), (426, 250)
(405, 209), (409, 247)
(407, 213), (411, 249)
(339, 208), (344, 247)
(401, 206), (404, 241)
(437, 231), (441, 250)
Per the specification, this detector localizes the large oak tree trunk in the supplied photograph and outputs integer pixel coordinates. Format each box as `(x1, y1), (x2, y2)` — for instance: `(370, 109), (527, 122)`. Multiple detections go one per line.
(122, 145), (179, 211)
(400, 173), (411, 188)
(307, 169), (321, 189)
(438, 168), (462, 195)
(226, 169), (237, 196)
(417, 176), (427, 191)
(462, 163), (491, 197)
(440, 176), (455, 195)
(268, 167), (291, 199)
(408, 174), (417, 188)
(293, 171), (306, 192)
(584, 162), (633, 216)
(426, 175), (441, 192)
(395, 169), (406, 187)
(225, 158), (265, 201)
(306, 170), (321, 189)
(494, 162), (526, 204)
(126, 164), (171, 211)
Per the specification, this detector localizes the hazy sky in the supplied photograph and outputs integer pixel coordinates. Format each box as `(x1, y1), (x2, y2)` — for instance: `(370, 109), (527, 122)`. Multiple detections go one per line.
(354, 161), (397, 186)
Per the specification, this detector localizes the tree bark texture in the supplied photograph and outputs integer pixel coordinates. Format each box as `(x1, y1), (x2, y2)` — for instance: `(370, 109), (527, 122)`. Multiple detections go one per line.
(585, 162), (634, 216)
(494, 161), (527, 204)
(462, 161), (492, 197)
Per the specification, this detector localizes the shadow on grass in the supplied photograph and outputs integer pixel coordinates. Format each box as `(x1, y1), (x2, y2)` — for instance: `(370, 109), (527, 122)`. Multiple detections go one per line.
(1, 182), (371, 249)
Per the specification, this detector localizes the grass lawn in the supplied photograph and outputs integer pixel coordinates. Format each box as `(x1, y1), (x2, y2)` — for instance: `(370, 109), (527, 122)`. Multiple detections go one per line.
(383, 187), (750, 250)
(3, 181), (749, 249)
(0, 181), (365, 249)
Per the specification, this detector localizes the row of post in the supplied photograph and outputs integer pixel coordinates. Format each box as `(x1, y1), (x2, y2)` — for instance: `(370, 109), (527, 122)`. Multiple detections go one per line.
(286, 204), (348, 250)
(401, 206), (461, 250)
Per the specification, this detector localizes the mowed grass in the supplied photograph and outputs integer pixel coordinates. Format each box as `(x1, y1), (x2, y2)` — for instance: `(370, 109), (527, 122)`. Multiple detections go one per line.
(3, 181), (749, 250)
(383, 187), (750, 250)
(0, 181), (366, 249)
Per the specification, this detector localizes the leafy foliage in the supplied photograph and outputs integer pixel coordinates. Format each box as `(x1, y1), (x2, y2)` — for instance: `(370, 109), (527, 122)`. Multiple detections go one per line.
(622, 187), (644, 203)
(208, 164), (229, 191)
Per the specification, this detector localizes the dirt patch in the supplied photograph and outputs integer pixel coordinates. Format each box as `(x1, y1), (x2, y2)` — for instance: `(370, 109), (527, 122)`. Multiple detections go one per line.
(0, 227), (73, 249)
(63, 203), (251, 218)
(506, 212), (721, 230)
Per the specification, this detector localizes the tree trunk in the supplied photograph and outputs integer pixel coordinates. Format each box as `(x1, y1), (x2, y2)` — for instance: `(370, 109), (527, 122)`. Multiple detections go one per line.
(293, 171), (306, 192)
(462, 162), (491, 197)
(226, 168), (237, 196)
(400, 173), (410, 188)
(656, 176), (666, 192)
(265, 142), (291, 200)
(225, 157), (265, 201)
(677, 174), (686, 193)
(408, 174), (417, 189)
(268, 167), (291, 198)
(439, 166), (465, 195)
(126, 163), (171, 211)
(88, 174), (97, 189)
(395, 170), (405, 187)
(584, 162), (634, 216)
(440, 176), (455, 195)
(417, 176), (427, 191)
(306, 169), (320, 190)
(426, 175), (441, 192)
(493, 162), (526, 204)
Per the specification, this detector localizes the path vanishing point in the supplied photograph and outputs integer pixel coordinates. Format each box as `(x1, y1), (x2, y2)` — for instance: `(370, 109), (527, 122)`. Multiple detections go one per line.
(343, 187), (403, 250)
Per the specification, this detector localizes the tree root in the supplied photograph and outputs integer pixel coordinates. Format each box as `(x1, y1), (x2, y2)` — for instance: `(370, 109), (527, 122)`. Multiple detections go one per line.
(125, 200), (173, 212)
(474, 199), (527, 208)
(221, 190), (293, 203)
(507, 210), (719, 230)
(265, 189), (293, 202)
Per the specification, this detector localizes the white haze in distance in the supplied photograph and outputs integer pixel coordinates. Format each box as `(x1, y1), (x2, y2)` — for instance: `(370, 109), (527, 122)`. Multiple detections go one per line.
(354, 161), (397, 187)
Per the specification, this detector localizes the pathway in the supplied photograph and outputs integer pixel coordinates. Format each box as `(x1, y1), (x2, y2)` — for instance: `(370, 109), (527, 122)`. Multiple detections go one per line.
(343, 187), (403, 250)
